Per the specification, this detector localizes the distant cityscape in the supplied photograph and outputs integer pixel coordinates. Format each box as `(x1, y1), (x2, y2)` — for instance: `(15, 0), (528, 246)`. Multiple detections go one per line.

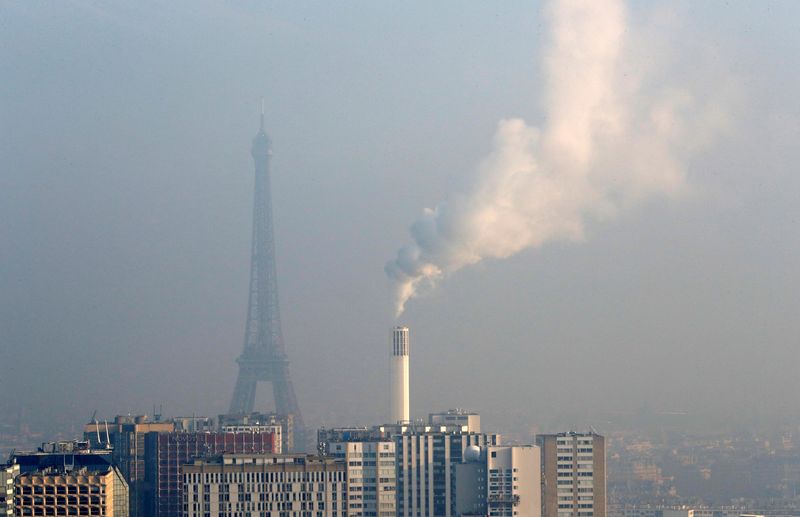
(2, 117), (795, 517)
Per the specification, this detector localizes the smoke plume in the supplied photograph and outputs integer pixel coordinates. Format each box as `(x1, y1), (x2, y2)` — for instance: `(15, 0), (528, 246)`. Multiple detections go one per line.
(385, 0), (731, 316)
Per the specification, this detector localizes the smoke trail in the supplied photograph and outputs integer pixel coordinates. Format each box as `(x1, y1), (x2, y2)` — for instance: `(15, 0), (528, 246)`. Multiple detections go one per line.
(385, 0), (730, 316)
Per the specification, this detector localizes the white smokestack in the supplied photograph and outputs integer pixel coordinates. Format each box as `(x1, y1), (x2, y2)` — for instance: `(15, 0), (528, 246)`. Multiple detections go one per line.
(389, 326), (410, 424)
(385, 0), (732, 316)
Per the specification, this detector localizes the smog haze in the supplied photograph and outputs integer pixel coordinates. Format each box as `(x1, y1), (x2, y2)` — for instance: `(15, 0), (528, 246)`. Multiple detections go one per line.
(2, 1), (800, 438)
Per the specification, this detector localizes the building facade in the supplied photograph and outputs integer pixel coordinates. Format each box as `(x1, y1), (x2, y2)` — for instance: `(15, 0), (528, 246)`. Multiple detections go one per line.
(539, 432), (606, 517)
(13, 466), (128, 517)
(1, 464), (19, 517)
(455, 445), (541, 517)
(428, 409), (481, 433)
(181, 454), (346, 517)
(144, 430), (278, 517)
(327, 440), (396, 517)
(219, 412), (294, 453)
(84, 416), (175, 517)
(318, 428), (394, 453)
(396, 428), (500, 517)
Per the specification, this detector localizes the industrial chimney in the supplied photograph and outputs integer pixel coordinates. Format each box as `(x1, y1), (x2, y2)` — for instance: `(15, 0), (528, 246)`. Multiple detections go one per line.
(390, 326), (410, 424)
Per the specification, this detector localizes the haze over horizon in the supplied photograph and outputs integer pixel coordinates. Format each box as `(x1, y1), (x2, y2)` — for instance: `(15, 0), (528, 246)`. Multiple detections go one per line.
(2, 0), (800, 439)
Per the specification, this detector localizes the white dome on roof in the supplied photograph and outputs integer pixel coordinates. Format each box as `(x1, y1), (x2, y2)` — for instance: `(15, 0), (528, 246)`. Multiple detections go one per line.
(464, 445), (481, 462)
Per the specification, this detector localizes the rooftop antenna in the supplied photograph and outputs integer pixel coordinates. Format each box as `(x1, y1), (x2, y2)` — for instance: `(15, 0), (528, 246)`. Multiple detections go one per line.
(94, 418), (101, 446)
(104, 420), (111, 449)
(260, 98), (265, 132)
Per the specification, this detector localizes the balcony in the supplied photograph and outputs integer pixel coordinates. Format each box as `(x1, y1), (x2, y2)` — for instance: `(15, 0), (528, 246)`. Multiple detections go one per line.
(488, 494), (520, 505)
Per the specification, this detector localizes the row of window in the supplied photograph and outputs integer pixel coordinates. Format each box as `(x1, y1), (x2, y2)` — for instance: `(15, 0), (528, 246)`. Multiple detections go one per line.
(16, 496), (103, 505)
(19, 486), (103, 495)
(187, 471), (344, 484)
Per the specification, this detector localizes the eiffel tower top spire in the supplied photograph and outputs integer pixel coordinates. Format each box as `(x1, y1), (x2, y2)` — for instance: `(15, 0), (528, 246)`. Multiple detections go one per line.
(252, 100), (271, 158)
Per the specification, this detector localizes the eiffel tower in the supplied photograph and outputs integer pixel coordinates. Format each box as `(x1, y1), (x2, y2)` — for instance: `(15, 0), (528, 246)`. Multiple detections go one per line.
(229, 107), (305, 450)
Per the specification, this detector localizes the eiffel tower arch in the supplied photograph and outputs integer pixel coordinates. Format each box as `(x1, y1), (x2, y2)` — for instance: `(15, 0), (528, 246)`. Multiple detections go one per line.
(229, 109), (305, 450)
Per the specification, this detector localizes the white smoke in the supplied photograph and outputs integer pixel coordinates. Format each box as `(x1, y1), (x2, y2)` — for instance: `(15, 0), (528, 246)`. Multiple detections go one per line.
(385, 0), (732, 317)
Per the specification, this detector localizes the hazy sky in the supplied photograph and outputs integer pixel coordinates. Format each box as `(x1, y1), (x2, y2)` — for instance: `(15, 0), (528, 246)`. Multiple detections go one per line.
(2, 1), (799, 438)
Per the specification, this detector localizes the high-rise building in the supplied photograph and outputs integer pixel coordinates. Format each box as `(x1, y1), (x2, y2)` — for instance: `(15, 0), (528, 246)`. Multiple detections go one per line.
(0, 464), (19, 517)
(181, 454), (346, 517)
(455, 445), (541, 517)
(229, 110), (306, 450)
(538, 432), (606, 517)
(13, 465), (129, 517)
(84, 415), (175, 517)
(396, 426), (500, 517)
(144, 430), (279, 517)
(326, 440), (397, 517)
(390, 326), (410, 424)
(429, 409), (481, 433)
(317, 427), (397, 517)
(317, 412), (495, 517)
